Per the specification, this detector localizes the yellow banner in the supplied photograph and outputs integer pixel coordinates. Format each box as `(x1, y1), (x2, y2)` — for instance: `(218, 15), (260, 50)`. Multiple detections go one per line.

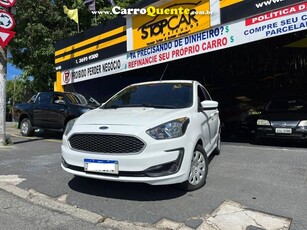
(132, 0), (211, 50)
(220, 0), (244, 8)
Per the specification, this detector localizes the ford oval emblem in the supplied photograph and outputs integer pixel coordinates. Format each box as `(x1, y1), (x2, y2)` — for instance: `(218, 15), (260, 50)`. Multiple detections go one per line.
(99, 126), (109, 130)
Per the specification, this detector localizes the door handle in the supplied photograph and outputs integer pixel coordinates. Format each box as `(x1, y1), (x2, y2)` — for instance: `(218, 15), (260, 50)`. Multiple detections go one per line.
(210, 111), (219, 118)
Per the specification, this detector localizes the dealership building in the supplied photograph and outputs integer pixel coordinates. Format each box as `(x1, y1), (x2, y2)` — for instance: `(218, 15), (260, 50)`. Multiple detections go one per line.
(54, 0), (307, 108)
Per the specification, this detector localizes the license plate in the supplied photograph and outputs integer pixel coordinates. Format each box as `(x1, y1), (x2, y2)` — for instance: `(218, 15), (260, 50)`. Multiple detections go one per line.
(84, 159), (119, 174)
(275, 128), (292, 134)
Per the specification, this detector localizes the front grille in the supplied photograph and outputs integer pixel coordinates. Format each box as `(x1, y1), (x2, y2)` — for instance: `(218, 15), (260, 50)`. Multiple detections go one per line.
(271, 121), (299, 128)
(69, 134), (145, 153)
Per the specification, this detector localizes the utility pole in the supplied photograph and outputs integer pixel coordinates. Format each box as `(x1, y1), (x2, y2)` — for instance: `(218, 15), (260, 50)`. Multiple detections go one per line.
(0, 0), (16, 145)
(0, 46), (6, 145)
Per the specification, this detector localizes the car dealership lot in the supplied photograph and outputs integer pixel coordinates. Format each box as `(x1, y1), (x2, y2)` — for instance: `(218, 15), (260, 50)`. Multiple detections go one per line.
(1, 124), (307, 229)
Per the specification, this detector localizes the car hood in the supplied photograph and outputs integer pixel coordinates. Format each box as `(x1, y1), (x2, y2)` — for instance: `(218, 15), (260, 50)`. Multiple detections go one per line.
(75, 107), (191, 127)
(260, 111), (307, 121)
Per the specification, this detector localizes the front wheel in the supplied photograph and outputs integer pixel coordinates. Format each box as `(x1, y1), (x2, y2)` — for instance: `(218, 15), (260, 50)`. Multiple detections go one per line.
(20, 118), (34, 136)
(179, 145), (209, 191)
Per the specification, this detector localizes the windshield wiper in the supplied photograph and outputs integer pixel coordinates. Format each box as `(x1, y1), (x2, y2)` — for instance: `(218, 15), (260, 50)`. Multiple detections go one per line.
(102, 104), (176, 109)
(150, 105), (176, 109)
(129, 104), (176, 109)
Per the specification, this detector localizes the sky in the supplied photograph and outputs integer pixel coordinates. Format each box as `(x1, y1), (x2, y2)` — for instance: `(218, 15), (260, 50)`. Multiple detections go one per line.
(7, 63), (23, 80)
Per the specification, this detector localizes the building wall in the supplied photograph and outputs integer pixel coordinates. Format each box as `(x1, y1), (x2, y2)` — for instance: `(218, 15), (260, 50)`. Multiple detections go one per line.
(54, 0), (307, 102)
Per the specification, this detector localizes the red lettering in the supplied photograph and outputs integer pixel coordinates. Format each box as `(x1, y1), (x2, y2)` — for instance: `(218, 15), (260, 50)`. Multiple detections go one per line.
(202, 37), (228, 51)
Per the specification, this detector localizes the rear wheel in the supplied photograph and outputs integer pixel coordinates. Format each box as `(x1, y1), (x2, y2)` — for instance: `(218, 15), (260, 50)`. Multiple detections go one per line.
(179, 145), (208, 191)
(20, 118), (34, 136)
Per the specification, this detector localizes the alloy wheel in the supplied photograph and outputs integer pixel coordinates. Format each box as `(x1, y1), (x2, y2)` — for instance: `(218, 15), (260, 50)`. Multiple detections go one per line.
(188, 150), (206, 185)
(21, 122), (29, 135)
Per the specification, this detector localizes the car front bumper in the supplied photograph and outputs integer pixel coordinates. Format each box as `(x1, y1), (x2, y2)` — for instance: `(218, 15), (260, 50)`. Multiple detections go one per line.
(257, 126), (307, 141)
(61, 127), (195, 185)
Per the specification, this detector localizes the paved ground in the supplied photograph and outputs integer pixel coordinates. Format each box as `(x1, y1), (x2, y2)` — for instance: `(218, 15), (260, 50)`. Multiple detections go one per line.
(0, 188), (107, 230)
(1, 122), (307, 229)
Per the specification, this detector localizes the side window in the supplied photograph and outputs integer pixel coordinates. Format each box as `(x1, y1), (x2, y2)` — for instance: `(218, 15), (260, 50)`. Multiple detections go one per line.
(201, 87), (212, 100)
(53, 94), (65, 104)
(36, 93), (51, 104)
(197, 86), (207, 103)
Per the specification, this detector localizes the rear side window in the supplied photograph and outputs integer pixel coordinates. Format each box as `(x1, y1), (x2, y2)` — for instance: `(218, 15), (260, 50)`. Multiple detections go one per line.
(65, 93), (87, 105)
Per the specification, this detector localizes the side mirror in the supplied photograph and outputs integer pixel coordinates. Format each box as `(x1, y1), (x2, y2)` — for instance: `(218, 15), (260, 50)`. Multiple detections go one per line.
(201, 100), (218, 110)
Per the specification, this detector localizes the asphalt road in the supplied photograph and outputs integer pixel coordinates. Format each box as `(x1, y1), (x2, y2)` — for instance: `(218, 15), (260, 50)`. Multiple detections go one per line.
(1, 123), (307, 229)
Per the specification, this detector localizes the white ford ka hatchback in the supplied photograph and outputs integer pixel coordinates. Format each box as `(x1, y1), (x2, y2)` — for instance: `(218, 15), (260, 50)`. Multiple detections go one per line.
(61, 80), (221, 190)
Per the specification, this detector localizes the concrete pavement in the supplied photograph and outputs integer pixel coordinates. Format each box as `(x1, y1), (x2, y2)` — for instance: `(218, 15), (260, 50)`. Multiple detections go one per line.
(0, 177), (292, 230)
(1, 122), (305, 229)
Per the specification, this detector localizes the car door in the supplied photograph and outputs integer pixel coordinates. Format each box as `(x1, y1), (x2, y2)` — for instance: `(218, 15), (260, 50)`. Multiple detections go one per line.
(47, 93), (67, 129)
(201, 86), (219, 140)
(32, 92), (53, 128)
(197, 85), (219, 153)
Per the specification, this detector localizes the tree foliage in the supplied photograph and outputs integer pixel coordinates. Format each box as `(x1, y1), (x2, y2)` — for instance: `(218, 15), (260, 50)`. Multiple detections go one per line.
(8, 0), (141, 91)
(6, 77), (35, 121)
(6, 77), (35, 104)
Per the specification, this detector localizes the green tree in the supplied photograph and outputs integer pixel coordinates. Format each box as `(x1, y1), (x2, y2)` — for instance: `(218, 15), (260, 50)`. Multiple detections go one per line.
(6, 76), (35, 104)
(8, 0), (141, 91)
(6, 76), (35, 121)
(8, 0), (77, 91)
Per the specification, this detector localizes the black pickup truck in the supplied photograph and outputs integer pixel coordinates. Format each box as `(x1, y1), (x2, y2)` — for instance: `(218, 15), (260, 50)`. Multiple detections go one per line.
(13, 91), (99, 136)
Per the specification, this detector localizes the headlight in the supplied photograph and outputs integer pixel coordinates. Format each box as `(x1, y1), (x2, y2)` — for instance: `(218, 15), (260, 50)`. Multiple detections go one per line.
(146, 117), (189, 140)
(64, 119), (76, 136)
(257, 119), (270, 126)
(298, 120), (307, 127)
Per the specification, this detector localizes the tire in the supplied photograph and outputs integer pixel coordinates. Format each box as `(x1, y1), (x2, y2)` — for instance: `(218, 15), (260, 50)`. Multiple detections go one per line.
(179, 145), (209, 191)
(20, 118), (34, 136)
(213, 129), (221, 155)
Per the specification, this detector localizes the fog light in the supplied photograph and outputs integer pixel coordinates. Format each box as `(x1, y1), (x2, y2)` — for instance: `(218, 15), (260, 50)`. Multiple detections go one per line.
(61, 157), (69, 168)
(144, 148), (184, 177)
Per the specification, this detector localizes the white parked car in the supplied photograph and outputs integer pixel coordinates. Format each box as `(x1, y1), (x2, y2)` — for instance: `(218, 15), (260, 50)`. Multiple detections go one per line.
(61, 80), (221, 191)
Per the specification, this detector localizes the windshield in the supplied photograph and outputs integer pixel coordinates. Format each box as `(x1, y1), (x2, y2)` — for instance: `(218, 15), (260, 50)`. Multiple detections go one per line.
(28, 94), (37, 103)
(266, 99), (307, 112)
(103, 83), (193, 109)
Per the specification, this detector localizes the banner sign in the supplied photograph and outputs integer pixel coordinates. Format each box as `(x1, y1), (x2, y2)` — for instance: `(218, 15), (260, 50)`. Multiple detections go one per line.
(61, 54), (127, 85)
(220, 0), (305, 24)
(127, 25), (228, 70)
(240, 2), (307, 41)
(131, 0), (212, 51)
(61, 2), (307, 85)
(127, 2), (307, 70)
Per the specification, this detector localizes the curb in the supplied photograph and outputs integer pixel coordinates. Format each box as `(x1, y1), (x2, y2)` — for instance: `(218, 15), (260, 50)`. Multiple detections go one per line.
(0, 178), (292, 230)
(0, 180), (190, 230)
